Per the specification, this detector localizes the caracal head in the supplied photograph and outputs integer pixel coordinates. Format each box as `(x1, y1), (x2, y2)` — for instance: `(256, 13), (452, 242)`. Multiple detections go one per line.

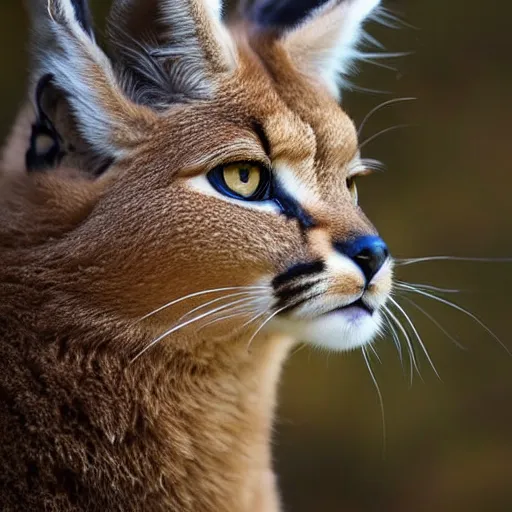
(10, 0), (391, 352)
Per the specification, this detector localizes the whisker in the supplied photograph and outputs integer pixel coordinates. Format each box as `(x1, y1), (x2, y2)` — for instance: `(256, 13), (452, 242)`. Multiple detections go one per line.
(396, 256), (512, 266)
(359, 123), (415, 151)
(362, 346), (386, 457)
(396, 280), (462, 294)
(290, 342), (307, 358)
(359, 57), (398, 72)
(389, 297), (441, 380)
(131, 297), (263, 362)
(357, 97), (416, 137)
(198, 304), (261, 331)
(381, 308), (404, 368)
(177, 291), (266, 323)
(401, 296), (466, 351)
(342, 79), (392, 96)
(396, 284), (511, 355)
(367, 343), (382, 364)
(246, 306), (288, 350)
(383, 304), (420, 383)
(136, 286), (267, 323)
(355, 51), (413, 61)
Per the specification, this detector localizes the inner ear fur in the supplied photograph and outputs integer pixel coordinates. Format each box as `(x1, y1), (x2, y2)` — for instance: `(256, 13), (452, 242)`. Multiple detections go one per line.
(106, 0), (237, 106)
(26, 76), (121, 176)
(246, 0), (382, 99)
(25, 0), (156, 175)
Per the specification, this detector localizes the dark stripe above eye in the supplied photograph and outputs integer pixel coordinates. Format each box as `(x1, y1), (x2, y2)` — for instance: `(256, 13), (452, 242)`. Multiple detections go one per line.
(251, 120), (271, 157)
(272, 260), (325, 289)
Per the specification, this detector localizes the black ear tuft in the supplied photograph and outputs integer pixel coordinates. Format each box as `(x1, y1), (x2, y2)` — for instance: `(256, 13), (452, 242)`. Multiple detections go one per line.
(70, 0), (95, 39)
(250, 0), (330, 27)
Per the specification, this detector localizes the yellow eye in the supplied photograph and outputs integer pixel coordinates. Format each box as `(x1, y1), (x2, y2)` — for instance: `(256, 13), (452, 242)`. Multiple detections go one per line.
(222, 163), (262, 198)
(347, 177), (358, 204)
(207, 162), (272, 201)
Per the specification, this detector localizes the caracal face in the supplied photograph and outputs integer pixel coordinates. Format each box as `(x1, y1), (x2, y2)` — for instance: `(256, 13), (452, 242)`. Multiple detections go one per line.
(20, 0), (392, 352)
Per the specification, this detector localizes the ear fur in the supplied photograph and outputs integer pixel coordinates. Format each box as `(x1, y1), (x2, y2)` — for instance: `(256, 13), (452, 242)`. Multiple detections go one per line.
(25, 0), (154, 166)
(107, 0), (237, 106)
(251, 0), (382, 99)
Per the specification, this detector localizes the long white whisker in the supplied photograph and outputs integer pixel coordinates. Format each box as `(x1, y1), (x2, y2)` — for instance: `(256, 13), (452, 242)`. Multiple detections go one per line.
(396, 280), (462, 294)
(360, 57), (398, 72)
(367, 343), (382, 364)
(342, 79), (392, 95)
(389, 297), (441, 380)
(362, 346), (386, 457)
(383, 304), (419, 383)
(381, 308), (404, 367)
(241, 309), (270, 330)
(401, 296), (466, 351)
(396, 256), (512, 266)
(131, 297), (263, 362)
(177, 291), (266, 323)
(198, 304), (261, 331)
(397, 284), (511, 355)
(136, 286), (267, 323)
(359, 124), (415, 151)
(246, 306), (288, 350)
(290, 342), (307, 358)
(357, 97), (416, 136)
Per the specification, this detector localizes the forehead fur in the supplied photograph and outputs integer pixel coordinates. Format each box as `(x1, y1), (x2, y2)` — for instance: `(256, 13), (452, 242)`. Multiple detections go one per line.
(126, 38), (359, 200)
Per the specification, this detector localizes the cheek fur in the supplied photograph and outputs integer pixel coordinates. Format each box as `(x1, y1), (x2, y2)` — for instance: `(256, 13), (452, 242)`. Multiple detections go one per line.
(94, 185), (309, 319)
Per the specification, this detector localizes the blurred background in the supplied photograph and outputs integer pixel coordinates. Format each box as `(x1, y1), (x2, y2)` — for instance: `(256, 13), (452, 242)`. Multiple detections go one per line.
(1, 1), (511, 510)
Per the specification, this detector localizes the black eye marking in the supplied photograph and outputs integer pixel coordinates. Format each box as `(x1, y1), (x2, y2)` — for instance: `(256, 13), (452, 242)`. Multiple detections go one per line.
(251, 120), (272, 157)
(272, 179), (316, 230)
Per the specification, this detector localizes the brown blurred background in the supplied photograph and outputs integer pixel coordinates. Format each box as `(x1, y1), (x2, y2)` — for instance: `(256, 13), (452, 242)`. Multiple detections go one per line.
(1, 1), (511, 511)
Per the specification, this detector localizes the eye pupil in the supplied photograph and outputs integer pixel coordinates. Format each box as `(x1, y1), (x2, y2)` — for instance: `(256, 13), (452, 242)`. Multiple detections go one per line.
(239, 168), (250, 183)
(207, 162), (272, 202)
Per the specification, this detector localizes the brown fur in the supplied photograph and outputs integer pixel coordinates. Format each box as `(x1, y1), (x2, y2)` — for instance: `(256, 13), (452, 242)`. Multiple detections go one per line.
(0, 1), (390, 510)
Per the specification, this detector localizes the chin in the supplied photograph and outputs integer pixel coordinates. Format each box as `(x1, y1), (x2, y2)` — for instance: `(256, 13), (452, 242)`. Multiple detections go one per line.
(271, 307), (383, 352)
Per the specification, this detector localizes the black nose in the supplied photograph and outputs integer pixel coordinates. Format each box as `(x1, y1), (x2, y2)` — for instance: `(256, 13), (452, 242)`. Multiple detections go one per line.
(335, 236), (389, 283)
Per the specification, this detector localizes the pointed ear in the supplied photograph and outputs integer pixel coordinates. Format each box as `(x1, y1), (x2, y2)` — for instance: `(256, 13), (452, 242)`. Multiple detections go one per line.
(107, 0), (237, 106)
(250, 0), (382, 99)
(25, 0), (154, 172)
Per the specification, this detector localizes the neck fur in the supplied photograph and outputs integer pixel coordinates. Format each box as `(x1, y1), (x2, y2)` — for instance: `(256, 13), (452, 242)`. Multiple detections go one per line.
(0, 288), (292, 511)
(95, 327), (293, 511)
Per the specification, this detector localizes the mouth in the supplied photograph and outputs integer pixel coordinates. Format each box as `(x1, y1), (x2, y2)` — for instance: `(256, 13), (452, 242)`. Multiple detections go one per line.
(322, 298), (375, 317)
(269, 295), (382, 352)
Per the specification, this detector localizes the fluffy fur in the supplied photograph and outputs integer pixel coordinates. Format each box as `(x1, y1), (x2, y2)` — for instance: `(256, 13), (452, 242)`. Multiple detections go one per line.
(0, 0), (391, 510)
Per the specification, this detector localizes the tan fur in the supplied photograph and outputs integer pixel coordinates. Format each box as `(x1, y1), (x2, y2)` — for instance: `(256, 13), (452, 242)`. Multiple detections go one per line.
(0, 1), (390, 510)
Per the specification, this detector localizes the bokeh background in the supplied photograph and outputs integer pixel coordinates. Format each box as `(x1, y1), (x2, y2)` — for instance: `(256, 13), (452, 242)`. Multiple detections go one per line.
(1, 1), (511, 510)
